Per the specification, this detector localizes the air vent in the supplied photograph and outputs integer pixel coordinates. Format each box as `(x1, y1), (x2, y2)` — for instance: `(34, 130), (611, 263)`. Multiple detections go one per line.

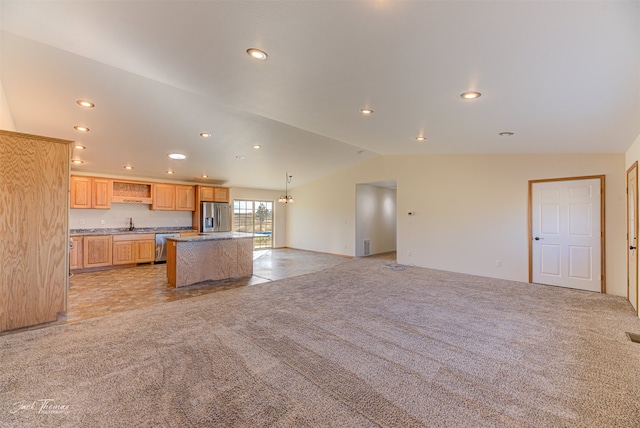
(364, 240), (371, 256)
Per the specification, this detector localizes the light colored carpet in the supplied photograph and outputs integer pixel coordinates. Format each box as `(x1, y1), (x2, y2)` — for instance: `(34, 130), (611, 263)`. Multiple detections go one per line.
(1, 257), (640, 427)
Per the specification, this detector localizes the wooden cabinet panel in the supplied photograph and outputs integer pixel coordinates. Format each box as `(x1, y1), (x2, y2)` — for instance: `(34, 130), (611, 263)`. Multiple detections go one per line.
(92, 178), (113, 209)
(113, 241), (134, 265)
(1, 130), (71, 332)
(176, 185), (195, 211)
(199, 186), (229, 203)
(112, 180), (152, 204)
(213, 187), (229, 203)
(136, 240), (155, 263)
(200, 186), (214, 202)
(152, 184), (175, 210)
(83, 236), (113, 268)
(112, 234), (155, 264)
(70, 176), (92, 208)
(70, 237), (83, 270)
(71, 176), (112, 209)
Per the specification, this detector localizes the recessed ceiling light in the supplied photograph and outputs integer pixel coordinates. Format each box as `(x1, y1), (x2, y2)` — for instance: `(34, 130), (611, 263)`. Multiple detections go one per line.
(76, 100), (95, 108)
(166, 170), (175, 174)
(252, 145), (262, 149)
(70, 159), (84, 164)
(236, 155), (245, 160)
(74, 144), (86, 150)
(124, 165), (134, 170)
(460, 91), (481, 100)
(499, 131), (515, 136)
(200, 132), (211, 138)
(415, 136), (426, 141)
(201, 174), (208, 178)
(360, 108), (374, 115)
(73, 126), (90, 132)
(247, 48), (268, 60)
(168, 153), (186, 160)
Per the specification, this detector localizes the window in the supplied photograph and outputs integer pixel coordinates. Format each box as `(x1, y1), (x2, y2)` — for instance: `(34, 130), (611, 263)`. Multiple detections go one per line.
(233, 200), (273, 249)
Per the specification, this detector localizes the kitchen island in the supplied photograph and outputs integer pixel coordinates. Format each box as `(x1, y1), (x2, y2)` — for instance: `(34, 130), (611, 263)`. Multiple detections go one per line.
(166, 232), (254, 287)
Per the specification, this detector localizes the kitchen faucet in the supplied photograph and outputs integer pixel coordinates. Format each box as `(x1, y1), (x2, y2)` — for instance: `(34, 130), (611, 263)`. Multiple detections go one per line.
(128, 217), (135, 231)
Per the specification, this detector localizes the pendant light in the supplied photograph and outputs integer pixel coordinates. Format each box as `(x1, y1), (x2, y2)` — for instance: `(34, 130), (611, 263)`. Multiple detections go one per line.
(278, 173), (294, 204)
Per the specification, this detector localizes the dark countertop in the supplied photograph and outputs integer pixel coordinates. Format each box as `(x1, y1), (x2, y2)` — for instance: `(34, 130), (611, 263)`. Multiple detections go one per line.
(167, 232), (254, 242)
(70, 227), (198, 237)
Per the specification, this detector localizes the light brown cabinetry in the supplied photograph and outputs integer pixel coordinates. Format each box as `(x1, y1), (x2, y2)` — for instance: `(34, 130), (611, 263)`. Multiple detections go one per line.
(213, 187), (229, 203)
(1, 130), (71, 332)
(152, 184), (176, 210)
(112, 180), (152, 204)
(199, 186), (229, 203)
(92, 178), (113, 209)
(83, 235), (113, 268)
(70, 176), (92, 208)
(112, 240), (135, 265)
(112, 234), (155, 265)
(70, 237), (83, 270)
(175, 185), (195, 211)
(70, 176), (112, 209)
(136, 239), (156, 263)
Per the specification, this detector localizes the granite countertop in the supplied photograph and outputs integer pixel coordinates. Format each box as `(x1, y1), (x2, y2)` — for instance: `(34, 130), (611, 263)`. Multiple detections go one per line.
(167, 232), (254, 242)
(70, 227), (198, 237)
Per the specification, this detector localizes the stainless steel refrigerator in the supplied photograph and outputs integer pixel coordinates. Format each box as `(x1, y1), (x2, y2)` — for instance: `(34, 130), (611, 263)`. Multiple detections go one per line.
(201, 202), (231, 232)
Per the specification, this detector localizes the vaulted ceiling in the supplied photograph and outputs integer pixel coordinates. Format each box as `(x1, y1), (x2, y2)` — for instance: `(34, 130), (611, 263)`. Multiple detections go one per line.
(1, 1), (638, 190)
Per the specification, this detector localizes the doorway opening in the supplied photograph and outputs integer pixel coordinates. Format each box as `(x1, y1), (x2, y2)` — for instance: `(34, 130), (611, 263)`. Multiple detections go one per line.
(233, 200), (274, 249)
(627, 162), (638, 315)
(355, 181), (397, 257)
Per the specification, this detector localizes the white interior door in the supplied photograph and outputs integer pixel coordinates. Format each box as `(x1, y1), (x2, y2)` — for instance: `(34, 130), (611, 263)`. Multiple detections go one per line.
(627, 164), (638, 314)
(531, 178), (602, 292)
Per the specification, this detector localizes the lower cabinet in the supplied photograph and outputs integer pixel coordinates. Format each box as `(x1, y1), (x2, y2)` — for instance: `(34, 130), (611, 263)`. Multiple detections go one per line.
(70, 237), (83, 270)
(113, 240), (135, 265)
(112, 234), (155, 265)
(83, 235), (113, 268)
(135, 239), (155, 263)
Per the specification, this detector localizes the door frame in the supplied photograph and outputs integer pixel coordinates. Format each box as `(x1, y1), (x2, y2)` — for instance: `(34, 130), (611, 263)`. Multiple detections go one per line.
(627, 162), (638, 315)
(528, 175), (606, 293)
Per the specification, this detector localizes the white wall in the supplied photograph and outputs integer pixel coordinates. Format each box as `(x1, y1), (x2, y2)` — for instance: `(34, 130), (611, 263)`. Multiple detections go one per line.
(230, 187), (286, 248)
(288, 153), (627, 296)
(625, 133), (640, 169)
(355, 184), (396, 256)
(70, 204), (192, 230)
(0, 80), (16, 131)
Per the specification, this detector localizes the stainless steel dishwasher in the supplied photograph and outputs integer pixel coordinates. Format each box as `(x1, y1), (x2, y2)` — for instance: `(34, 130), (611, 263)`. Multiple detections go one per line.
(155, 233), (180, 263)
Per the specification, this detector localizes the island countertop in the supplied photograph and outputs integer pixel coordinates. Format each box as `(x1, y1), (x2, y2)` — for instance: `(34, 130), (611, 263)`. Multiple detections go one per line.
(166, 232), (254, 287)
(167, 231), (253, 242)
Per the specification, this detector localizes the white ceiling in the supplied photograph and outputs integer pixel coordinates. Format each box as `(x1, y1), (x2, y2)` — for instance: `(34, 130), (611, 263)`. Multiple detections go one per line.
(1, 1), (639, 190)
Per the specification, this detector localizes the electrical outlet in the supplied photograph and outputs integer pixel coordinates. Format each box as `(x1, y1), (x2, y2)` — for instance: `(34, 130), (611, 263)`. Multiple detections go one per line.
(407, 250), (412, 257)
(79, 219), (84, 225)
(101, 219), (105, 225)
(496, 260), (502, 267)
(175, 219), (178, 224)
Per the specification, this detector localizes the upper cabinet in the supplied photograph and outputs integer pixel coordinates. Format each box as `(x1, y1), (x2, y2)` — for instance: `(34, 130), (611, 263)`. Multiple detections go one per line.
(152, 183), (175, 210)
(175, 185), (195, 211)
(70, 176), (92, 208)
(111, 180), (152, 204)
(70, 176), (224, 211)
(200, 186), (229, 203)
(70, 176), (112, 209)
(92, 178), (113, 209)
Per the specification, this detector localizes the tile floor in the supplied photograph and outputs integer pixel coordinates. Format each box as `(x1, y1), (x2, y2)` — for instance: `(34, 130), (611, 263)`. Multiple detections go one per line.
(64, 248), (393, 324)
